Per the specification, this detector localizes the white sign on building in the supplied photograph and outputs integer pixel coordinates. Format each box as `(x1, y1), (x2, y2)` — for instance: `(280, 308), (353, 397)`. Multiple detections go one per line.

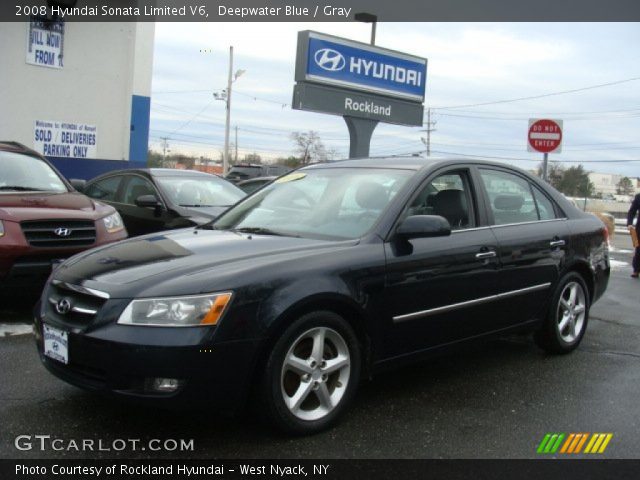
(34, 120), (98, 159)
(26, 18), (65, 69)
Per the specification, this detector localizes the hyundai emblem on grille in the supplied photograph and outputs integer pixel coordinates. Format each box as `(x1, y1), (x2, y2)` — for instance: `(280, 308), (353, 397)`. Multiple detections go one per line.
(55, 298), (72, 315)
(54, 227), (72, 237)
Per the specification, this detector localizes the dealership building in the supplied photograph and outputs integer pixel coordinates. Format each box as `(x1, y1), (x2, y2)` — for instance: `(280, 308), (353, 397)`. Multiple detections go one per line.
(0, 20), (154, 179)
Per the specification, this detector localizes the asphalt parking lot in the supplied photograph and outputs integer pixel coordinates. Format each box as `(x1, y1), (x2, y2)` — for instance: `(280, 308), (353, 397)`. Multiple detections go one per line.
(1, 233), (638, 459)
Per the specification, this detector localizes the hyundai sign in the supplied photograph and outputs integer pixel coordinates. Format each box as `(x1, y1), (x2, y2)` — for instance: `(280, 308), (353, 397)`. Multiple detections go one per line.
(295, 31), (427, 102)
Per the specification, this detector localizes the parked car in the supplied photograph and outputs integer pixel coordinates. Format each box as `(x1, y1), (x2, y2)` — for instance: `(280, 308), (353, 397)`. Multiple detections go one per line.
(0, 141), (127, 292)
(236, 176), (276, 194)
(225, 164), (290, 184)
(82, 168), (245, 236)
(35, 158), (609, 434)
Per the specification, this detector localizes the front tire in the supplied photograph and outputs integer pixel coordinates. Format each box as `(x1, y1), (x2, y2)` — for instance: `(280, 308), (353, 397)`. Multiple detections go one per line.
(260, 311), (361, 435)
(534, 272), (590, 354)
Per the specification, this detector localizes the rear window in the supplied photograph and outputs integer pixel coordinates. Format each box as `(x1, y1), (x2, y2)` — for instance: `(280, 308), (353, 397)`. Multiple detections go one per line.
(227, 166), (262, 178)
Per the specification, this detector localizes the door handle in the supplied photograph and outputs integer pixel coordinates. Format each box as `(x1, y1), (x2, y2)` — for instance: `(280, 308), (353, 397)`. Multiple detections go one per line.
(550, 239), (566, 248)
(476, 251), (497, 259)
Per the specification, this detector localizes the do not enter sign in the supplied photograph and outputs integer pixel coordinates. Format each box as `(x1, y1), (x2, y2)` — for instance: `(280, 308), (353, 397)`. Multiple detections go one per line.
(528, 118), (563, 154)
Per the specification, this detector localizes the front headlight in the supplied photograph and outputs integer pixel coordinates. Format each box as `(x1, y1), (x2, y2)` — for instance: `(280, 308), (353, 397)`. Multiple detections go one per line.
(117, 292), (233, 327)
(0, 220), (4, 237)
(103, 211), (124, 233)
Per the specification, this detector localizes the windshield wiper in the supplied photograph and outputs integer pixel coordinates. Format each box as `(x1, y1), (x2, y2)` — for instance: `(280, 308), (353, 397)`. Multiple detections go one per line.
(232, 227), (300, 237)
(179, 204), (214, 207)
(0, 185), (48, 191)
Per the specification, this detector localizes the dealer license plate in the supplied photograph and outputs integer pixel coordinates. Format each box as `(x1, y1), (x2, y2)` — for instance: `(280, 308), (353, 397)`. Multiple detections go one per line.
(43, 324), (69, 364)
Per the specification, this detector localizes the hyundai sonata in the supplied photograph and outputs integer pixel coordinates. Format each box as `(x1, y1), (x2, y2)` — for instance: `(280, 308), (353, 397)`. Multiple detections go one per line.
(34, 158), (610, 434)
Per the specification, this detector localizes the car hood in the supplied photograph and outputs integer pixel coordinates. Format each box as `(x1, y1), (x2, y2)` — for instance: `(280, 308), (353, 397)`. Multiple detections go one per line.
(0, 191), (112, 221)
(174, 205), (229, 223)
(55, 228), (357, 298)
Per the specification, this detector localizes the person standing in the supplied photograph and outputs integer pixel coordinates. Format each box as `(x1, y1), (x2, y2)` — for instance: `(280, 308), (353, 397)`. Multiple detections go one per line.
(628, 193), (640, 278)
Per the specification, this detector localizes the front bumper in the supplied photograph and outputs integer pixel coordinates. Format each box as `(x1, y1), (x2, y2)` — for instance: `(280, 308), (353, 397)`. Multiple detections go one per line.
(34, 305), (262, 413)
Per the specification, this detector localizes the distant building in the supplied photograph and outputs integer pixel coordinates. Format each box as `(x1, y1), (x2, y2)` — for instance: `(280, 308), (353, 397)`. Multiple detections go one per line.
(589, 172), (640, 197)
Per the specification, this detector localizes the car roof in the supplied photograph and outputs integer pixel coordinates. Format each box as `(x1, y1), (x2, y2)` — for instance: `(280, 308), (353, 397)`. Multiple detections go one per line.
(148, 168), (218, 177)
(301, 156), (535, 175)
(238, 176), (277, 184)
(0, 141), (45, 159)
(229, 164), (263, 169)
(88, 168), (221, 182)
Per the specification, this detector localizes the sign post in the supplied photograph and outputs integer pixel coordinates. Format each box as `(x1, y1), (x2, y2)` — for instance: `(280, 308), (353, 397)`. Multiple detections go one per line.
(294, 31), (427, 158)
(527, 118), (563, 182)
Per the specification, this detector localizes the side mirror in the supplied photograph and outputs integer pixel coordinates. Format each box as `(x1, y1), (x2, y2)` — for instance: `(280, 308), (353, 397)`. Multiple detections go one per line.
(396, 215), (451, 239)
(69, 179), (86, 192)
(135, 194), (161, 208)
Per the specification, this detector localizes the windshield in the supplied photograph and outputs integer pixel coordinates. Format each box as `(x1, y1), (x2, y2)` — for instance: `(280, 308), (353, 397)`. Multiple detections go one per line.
(0, 151), (68, 193)
(155, 175), (245, 207)
(212, 168), (413, 240)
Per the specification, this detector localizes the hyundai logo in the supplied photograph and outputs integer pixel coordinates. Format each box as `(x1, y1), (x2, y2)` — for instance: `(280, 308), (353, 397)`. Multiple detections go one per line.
(54, 227), (72, 237)
(55, 298), (72, 315)
(314, 48), (346, 71)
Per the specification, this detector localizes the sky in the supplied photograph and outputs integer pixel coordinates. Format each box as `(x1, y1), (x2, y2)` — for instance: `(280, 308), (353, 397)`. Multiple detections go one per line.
(149, 22), (640, 177)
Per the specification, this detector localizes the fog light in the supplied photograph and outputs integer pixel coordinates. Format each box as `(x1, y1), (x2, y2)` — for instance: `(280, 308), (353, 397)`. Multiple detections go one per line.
(151, 378), (182, 393)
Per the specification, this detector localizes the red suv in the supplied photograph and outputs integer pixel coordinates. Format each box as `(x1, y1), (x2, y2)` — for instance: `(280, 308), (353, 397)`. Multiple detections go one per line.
(0, 142), (127, 290)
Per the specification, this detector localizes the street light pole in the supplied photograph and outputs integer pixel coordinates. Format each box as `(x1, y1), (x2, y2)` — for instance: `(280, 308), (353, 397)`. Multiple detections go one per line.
(214, 46), (245, 176)
(222, 46), (234, 176)
(354, 12), (378, 45)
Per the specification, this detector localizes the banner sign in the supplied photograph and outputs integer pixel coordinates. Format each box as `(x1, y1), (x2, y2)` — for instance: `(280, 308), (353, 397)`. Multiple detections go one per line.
(26, 17), (65, 69)
(34, 120), (98, 159)
(295, 31), (427, 102)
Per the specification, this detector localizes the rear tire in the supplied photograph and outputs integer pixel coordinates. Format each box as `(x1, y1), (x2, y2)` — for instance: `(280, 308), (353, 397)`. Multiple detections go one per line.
(534, 272), (590, 354)
(259, 311), (361, 435)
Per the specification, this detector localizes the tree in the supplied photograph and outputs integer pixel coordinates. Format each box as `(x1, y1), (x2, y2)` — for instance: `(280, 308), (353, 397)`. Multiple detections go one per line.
(147, 149), (165, 168)
(537, 162), (564, 190)
(278, 156), (303, 169)
(243, 152), (262, 164)
(617, 176), (634, 195)
(176, 155), (195, 170)
(557, 165), (594, 198)
(290, 130), (326, 164)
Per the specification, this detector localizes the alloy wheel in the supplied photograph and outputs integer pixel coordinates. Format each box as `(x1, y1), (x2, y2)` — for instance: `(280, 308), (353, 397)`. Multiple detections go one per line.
(280, 327), (351, 421)
(556, 281), (587, 343)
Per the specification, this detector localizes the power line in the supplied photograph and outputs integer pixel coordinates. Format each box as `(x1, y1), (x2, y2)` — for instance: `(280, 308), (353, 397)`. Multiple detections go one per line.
(435, 106), (640, 115)
(430, 76), (640, 110)
(166, 99), (215, 137)
(430, 150), (640, 163)
(436, 111), (640, 121)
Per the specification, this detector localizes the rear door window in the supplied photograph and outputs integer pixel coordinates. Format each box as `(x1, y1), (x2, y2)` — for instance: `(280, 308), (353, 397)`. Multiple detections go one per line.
(121, 176), (159, 205)
(479, 169), (544, 225)
(85, 176), (123, 201)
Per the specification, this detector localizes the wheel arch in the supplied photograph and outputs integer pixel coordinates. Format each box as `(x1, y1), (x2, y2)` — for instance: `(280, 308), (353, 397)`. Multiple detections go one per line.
(250, 293), (374, 395)
(561, 260), (595, 304)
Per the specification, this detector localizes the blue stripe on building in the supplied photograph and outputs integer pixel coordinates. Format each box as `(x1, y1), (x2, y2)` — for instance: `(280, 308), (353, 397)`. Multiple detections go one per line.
(129, 94), (151, 163)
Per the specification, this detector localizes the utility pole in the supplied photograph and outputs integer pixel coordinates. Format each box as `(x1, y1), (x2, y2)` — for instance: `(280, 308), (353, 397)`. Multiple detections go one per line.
(421, 108), (437, 156)
(160, 137), (170, 163)
(223, 46), (234, 176)
(214, 47), (245, 176)
(234, 125), (238, 163)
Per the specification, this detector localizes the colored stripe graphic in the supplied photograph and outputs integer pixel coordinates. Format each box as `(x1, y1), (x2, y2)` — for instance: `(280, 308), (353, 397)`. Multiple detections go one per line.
(539, 433), (613, 454)
(585, 433), (613, 453)
(537, 433), (565, 454)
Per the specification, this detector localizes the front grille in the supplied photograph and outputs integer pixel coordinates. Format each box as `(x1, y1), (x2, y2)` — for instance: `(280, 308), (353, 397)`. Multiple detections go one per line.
(46, 280), (108, 326)
(21, 220), (96, 248)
